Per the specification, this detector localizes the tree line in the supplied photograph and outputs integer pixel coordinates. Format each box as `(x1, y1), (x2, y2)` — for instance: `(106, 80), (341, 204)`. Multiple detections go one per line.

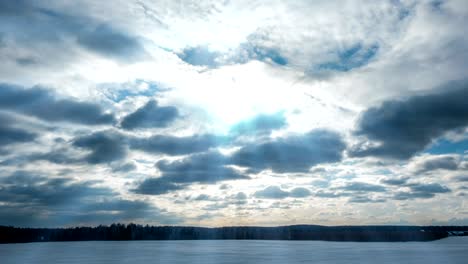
(1, 224), (467, 243)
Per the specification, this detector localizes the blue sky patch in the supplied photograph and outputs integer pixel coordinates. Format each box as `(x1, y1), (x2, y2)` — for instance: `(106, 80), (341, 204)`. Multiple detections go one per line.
(177, 46), (220, 67)
(101, 80), (166, 103)
(317, 44), (379, 72)
(425, 138), (468, 155)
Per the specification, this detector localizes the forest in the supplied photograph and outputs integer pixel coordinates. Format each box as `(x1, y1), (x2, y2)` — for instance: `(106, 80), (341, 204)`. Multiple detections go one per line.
(1, 224), (467, 243)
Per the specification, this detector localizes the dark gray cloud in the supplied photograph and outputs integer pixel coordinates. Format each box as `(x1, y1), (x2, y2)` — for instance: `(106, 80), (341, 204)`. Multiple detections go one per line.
(393, 183), (451, 200)
(0, 83), (116, 125)
(454, 175), (468, 182)
(134, 152), (250, 196)
(76, 24), (147, 62)
(155, 151), (249, 184)
(231, 129), (346, 173)
(254, 186), (312, 199)
(350, 80), (468, 159)
(15, 57), (37, 66)
(407, 183), (451, 194)
(121, 100), (179, 130)
(0, 0), (36, 16)
(3, 129), (230, 168)
(73, 130), (127, 164)
(0, 2), (147, 63)
(0, 112), (37, 146)
(0, 171), (112, 208)
(393, 191), (437, 200)
(130, 134), (225, 155)
(380, 177), (409, 186)
(28, 149), (80, 165)
(229, 112), (287, 137)
(413, 155), (460, 173)
(132, 177), (184, 195)
(348, 196), (386, 203)
(0, 171), (181, 227)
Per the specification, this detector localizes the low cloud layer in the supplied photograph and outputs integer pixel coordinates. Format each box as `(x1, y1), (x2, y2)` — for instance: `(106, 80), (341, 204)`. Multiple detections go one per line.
(351, 81), (468, 159)
(254, 186), (312, 199)
(231, 130), (346, 173)
(0, 84), (116, 125)
(121, 100), (179, 130)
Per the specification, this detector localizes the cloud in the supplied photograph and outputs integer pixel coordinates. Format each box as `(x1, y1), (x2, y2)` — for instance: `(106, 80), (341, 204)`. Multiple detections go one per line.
(254, 186), (312, 199)
(0, 112), (37, 146)
(0, 2), (147, 63)
(26, 149), (80, 165)
(76, 24), (147, 62)
(0, 83), (116, 125)
(0, 0), (36, 16)
(337, 182), (387, 193)
(407, 183), (451, 194)
(380, 177), (409, 186)
(254, 186), (290, 199)
(350, 80), (468, 159)
(393, 191), (436, 200)
(348, 196), (386, 203)
(26, 130), (228, 168)
(229, 112), (287, 137)
(411, 154), (461, 173)
(393, 182), (451, 200)
(0, 171), (180, 226)
(234, 192), (247, 200)
(454, 175), (468, 182)
(155, 151), (249, 184)
(130, 134), (225, 155)
(120, 100), (179, 130)
(314, 190), (349, 198)
(132, 177), (184, 195)
(0, 172), (111, 207)
(231, 129), (346, 173)
(73, 130), (127, 164)
(111, 162), (137, 173)
(289, 187), (312, 198)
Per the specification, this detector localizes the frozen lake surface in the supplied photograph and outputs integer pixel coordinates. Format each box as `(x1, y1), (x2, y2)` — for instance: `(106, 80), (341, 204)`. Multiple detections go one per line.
(1, 237), (467, 264)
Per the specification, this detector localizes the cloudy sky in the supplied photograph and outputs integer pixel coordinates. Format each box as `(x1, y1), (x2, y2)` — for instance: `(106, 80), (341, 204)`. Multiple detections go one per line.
(0, 0), (467, 227)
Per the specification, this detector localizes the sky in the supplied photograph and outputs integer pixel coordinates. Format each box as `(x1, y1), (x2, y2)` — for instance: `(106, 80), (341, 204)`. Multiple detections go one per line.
(0, 0), (467, 228)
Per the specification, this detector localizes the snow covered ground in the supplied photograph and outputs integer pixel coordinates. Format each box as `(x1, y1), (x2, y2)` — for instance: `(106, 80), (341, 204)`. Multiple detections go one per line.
(0, 237), (467, 264)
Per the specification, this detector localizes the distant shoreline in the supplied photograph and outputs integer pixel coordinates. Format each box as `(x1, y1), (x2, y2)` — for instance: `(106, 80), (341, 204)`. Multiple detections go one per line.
(1, 224), (467, 244)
